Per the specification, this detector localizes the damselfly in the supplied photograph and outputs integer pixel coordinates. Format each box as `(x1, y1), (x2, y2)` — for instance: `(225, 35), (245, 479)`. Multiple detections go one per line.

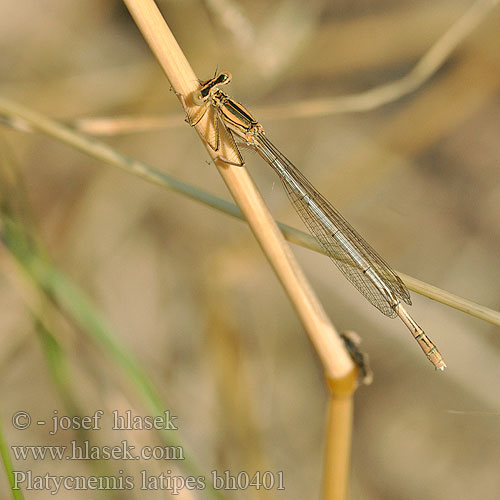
(182, 71), (445, 370)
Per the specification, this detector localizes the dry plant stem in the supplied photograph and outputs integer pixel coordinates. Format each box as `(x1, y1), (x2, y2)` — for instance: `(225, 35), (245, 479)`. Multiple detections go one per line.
(121, 3), (357, 494)
(322, 372), (358, 500)
(122, 0), (353, 380)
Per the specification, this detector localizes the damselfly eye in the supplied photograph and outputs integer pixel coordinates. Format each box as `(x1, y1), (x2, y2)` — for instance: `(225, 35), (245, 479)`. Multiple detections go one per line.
(221, 72), (232, 84)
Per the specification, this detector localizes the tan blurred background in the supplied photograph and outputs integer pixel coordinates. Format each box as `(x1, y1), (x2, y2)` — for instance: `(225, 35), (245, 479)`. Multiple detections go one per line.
(1, 0), (500, 499)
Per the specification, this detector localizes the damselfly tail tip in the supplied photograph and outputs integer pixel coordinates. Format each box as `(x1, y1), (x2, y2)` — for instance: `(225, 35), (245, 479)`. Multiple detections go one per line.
(435, 361), (447, 371)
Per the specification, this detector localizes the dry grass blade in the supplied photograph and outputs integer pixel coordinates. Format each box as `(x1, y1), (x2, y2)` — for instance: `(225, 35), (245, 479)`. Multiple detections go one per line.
(0, 96), (498, 328)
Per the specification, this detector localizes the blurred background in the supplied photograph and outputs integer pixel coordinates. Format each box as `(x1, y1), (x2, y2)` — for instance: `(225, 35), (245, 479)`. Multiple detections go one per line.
(1, 0), (499, 498)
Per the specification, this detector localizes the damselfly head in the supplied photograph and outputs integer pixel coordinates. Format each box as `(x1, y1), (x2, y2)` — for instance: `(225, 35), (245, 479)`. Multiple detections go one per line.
(194, 71), (232, 106)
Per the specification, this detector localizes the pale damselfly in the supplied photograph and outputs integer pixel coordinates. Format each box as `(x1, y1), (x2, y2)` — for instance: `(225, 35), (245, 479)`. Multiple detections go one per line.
(182, 71), (446, 370)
